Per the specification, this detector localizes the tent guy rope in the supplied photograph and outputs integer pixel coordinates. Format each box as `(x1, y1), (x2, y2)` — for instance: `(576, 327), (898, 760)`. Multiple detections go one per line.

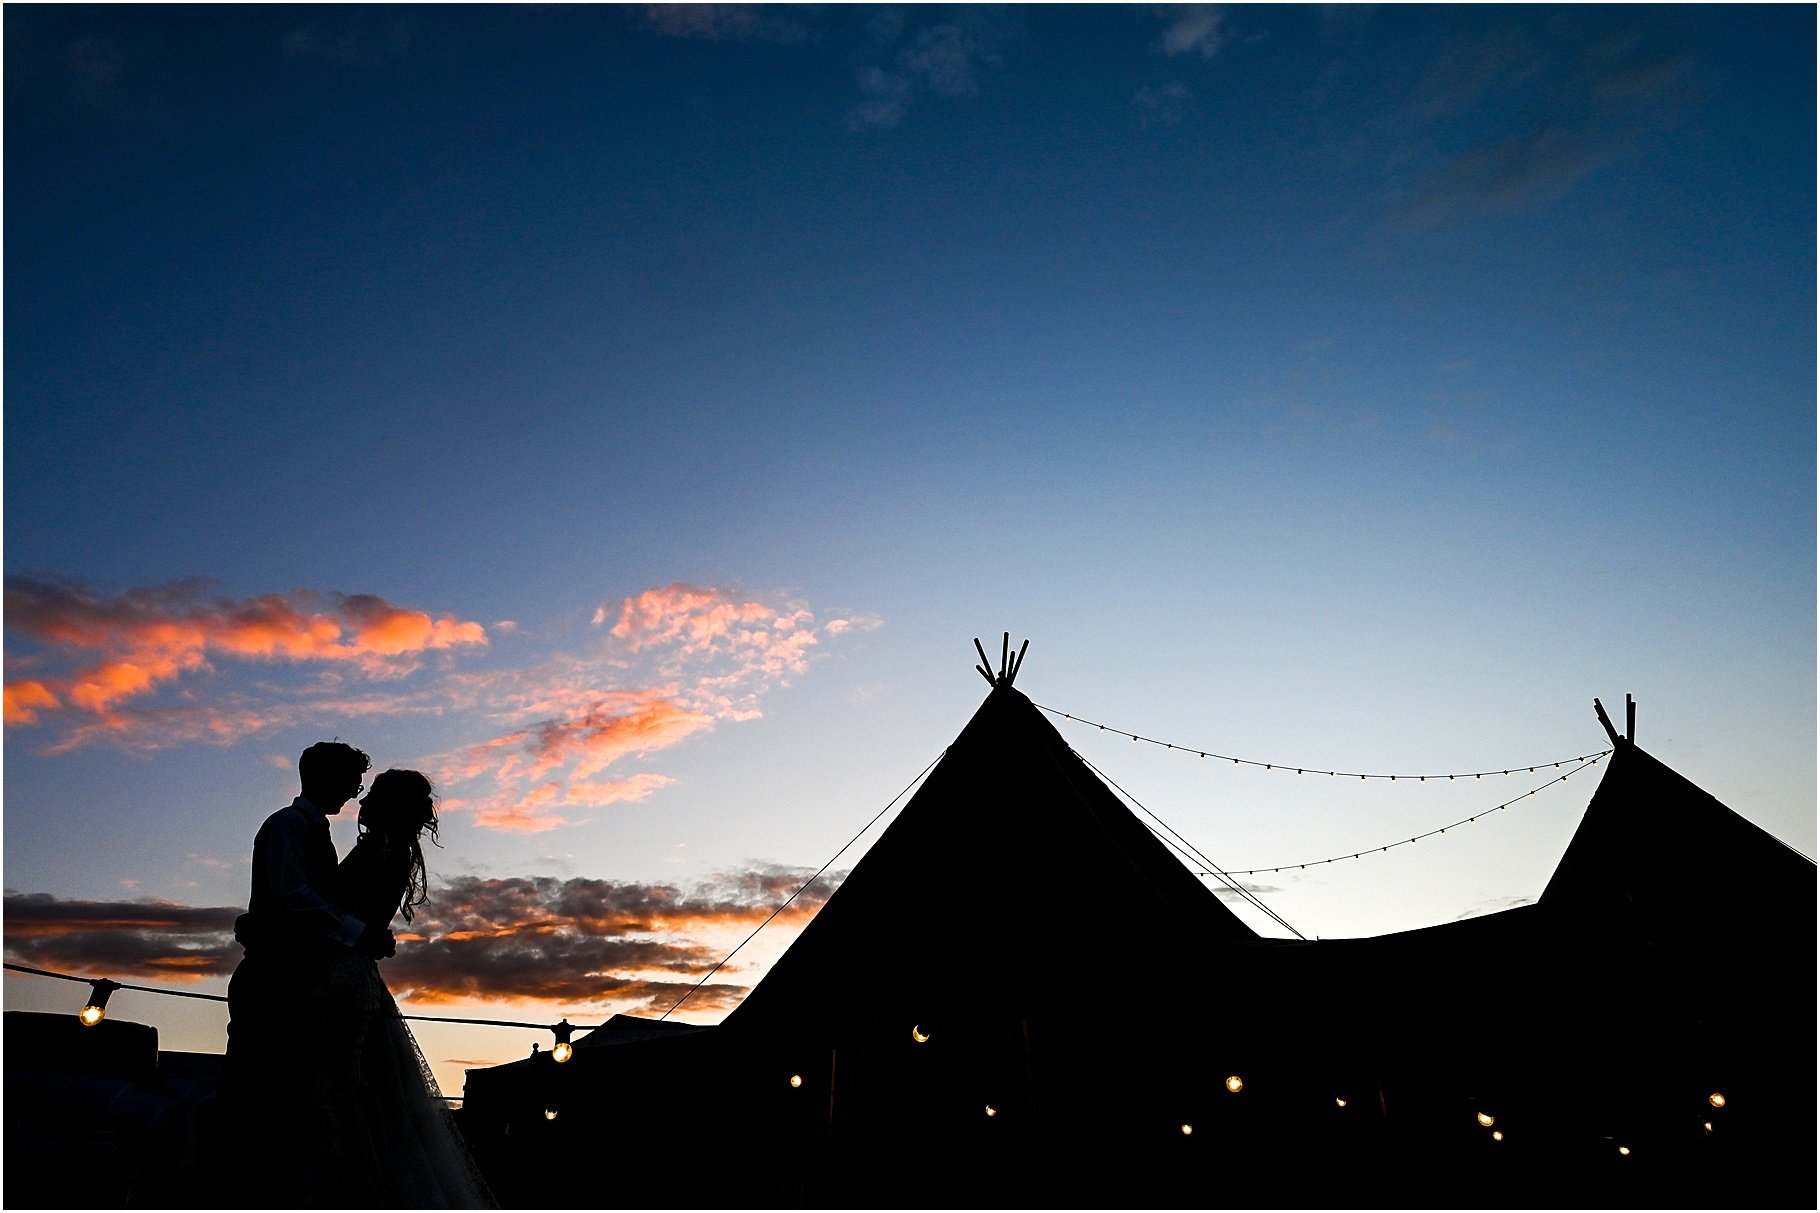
(655, 745), (949, 1021)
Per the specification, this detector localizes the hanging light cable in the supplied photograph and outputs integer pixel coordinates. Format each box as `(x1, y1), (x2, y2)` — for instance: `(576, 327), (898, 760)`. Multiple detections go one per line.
(1200, 755), (1606, 876)
(1040, 703), (1610, 782)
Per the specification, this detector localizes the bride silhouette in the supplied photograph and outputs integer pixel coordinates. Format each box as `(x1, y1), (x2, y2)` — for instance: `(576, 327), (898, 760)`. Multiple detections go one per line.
(314, 769), (493, 1208)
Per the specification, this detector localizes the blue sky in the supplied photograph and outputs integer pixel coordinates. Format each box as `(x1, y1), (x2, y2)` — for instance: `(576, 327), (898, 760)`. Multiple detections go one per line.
(5, 4), (1813, 1098)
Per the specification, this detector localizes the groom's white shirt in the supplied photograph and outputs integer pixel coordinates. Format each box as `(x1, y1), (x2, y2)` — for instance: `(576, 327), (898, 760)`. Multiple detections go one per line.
(252, 795), (366, 948)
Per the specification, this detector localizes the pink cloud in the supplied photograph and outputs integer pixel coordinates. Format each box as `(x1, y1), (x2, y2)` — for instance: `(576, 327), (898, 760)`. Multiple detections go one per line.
(7, 575), (881, 830)
(446, 584), (858, 832)
(466, 773), (678, 833)
(4, 577), (487, 744)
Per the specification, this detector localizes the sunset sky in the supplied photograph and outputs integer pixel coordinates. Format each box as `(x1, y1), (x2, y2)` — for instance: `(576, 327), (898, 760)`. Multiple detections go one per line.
(5, 4), (1813, 1100)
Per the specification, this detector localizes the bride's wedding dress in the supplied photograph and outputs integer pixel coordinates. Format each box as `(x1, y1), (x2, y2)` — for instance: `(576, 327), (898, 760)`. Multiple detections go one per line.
(311, 839), (493, 1208)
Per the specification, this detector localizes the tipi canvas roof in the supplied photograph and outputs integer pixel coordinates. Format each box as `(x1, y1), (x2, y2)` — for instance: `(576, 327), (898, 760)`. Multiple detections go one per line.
(724, 682), (1257, 1036)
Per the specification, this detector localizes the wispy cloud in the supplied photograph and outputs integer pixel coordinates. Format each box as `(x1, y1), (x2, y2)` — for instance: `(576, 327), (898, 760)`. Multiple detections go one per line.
(280, 18), (413, 67)
(846, 20), (1002, 130)
(3, 577), (487, 748)
(1454, 894), (1531, 921)
(1388, 18), (1698, 228)
(1156, 5), (1227, 60)
(2, 11), (182, 141)
(3, 865), (842, 1015)
(447, 583), (845, 831)
(637, 4), (816, 46)
(1133, 81), (1195, 127)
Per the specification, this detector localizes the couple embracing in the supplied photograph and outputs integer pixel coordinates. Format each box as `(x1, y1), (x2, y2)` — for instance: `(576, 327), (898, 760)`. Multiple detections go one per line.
(218, 741), (491, 1209)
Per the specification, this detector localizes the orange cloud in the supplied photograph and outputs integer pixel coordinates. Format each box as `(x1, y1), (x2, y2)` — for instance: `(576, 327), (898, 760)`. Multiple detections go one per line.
(4, 577), (487, 743)
(3, 680), (60, 725)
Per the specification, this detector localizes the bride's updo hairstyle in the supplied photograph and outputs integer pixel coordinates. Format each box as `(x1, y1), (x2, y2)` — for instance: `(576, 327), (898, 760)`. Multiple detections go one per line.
(361, 769), (441, 922)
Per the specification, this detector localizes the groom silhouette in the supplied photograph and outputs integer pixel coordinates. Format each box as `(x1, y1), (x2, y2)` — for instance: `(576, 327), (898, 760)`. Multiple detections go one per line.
(218, 741), (394, 1204)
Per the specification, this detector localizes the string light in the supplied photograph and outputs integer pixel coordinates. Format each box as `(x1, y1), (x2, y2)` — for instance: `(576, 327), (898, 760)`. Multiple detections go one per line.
(79, 979), (119, 1027)
(2, 963), (1768, 1173)
(1197, 756), (1607, 876)
(1042, 704), (1609, 782)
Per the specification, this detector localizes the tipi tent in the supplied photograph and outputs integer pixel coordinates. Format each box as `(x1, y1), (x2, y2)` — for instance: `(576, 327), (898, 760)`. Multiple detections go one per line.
(458, 667), (1814, 1208)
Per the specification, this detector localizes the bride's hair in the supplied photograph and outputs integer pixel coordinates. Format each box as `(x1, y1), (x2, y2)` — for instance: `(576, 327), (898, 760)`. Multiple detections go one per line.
(361, 768), (441, 922)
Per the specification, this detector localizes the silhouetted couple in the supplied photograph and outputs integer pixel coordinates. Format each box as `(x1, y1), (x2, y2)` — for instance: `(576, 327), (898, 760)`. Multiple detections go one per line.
(219, 741), (491, 1208)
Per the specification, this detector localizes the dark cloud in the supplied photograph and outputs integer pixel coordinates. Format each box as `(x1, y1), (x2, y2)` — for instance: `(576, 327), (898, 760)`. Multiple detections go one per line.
(3, 893), (241, 979)
(3, 865), (843, 1016)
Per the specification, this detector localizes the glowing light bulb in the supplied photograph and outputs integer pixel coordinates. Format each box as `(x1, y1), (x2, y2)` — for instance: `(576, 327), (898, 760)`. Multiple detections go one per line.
(543, 1107), (558, 1121)
(1491, 1131), (1504, 1142)
(1334, 1098), (1348, 1108)
(984, 1105), (997, 1118)
(1477, 1112), (1495, 1128)
(1224, 1076), (1243, 1094)
(552, 1041), (574, 1064)
(1708, 1092), (1726, 1108)
(1180, 1123), (1194, 1136)
(789, 1074), (803, 1088)
(1702, 1121), (1713, 1132)
(911, 1025), (930, 1043)
(78, 980), (117, 1027)
(1618, 1146), (1630, 1157)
